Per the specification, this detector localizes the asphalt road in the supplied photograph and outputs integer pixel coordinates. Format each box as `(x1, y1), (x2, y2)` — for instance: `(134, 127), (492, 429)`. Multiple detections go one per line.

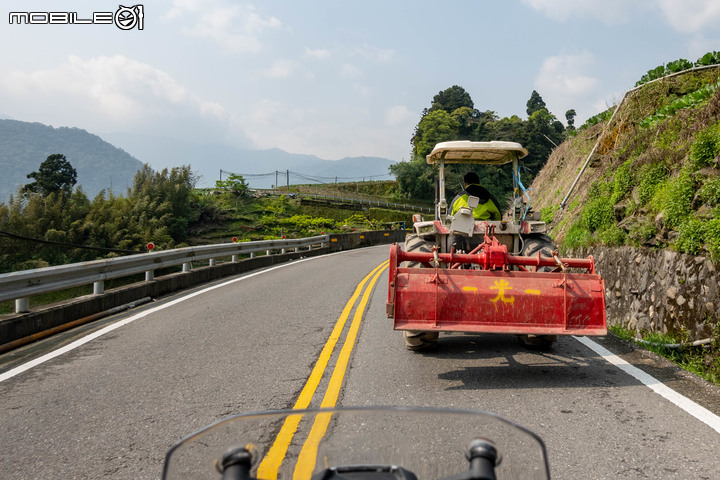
(1, 245), (719, 479)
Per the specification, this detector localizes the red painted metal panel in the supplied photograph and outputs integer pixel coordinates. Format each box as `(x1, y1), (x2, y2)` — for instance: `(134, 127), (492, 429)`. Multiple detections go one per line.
(390, 266), (606, 336)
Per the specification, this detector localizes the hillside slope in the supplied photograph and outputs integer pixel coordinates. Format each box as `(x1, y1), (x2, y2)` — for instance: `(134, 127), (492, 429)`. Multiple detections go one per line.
(0, 120), (143, 201)
(529, 66), (720, 262)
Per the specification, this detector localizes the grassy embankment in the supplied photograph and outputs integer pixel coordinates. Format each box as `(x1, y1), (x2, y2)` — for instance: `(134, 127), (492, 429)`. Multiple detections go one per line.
(528, 67), (720, 384)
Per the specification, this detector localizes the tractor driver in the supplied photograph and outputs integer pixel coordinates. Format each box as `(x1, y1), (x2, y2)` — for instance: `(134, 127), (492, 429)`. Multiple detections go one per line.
(449, 171), (502, 221)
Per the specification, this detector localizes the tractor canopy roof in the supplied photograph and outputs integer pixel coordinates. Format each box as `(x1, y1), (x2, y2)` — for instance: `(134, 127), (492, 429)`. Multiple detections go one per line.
(426, 140), (528, 165)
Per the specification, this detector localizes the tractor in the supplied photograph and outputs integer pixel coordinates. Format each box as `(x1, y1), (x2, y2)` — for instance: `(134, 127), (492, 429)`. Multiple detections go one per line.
(386, 141), (607, 350)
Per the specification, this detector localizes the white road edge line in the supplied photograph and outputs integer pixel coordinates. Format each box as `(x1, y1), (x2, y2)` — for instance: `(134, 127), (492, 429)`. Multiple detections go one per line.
(0, 249), (364, 384)
(574, 335), (720, 434)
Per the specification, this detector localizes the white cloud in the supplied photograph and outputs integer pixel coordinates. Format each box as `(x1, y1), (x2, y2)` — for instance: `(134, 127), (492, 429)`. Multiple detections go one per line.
(385, 105), (415, 126)
(0, 55), (235, 143)
(164, 0), (281, 53)
(535, 52), (598, 96)
(352, 44), (395, 63)
(656, 0), (720, 33)
(340, 63), (362, 79)
(521, 0), (635, 24)
(304, 48), (331, 60)
(241, 101), (407, 160)
(264, 59), (297, 78)
(687, 33), (720, 59)
(534, 52), (600, 123)
(353, 84), (373, 98)
(524, 0), (720, 34)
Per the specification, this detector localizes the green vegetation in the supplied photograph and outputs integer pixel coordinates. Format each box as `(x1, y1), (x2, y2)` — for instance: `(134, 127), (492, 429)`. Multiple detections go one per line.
(0, 154), (412, 275)
(635, 51), (720, 86)
(577, 107), (614, 131)
(22, 153), (78, 196)
(391, 86), (569, 209)
(0, 160), (197, 272)
(641, 80), (720, 128)
(558, 63), (720, 262)
(540, 204), (560, 224)
(610, 324), (720, 387)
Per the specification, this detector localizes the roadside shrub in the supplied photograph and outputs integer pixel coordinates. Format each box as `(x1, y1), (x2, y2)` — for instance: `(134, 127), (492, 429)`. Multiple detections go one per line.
(652, 170), (696, 228)
(675, 217), (706, 254)
(689, 122), (720, 168)
(598, 225), (627, 246)
(637, 163), (668, 206)
(540, 204), (559, 224)
(698, 177), (720, 207)
(343, 213), (370, 225)
(612, 159), (635, 203)
(582, 196), (615, 232)
(563, 222), (592, 249)
(367, 208), (411, 225)
(628, 220), (658, 246)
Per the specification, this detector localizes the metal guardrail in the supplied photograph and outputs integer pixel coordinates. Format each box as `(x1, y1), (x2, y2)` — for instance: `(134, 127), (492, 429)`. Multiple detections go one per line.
(0, 235), (329, 314)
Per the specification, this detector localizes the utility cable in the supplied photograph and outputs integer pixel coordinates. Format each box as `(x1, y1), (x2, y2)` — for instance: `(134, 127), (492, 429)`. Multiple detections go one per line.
(0, 229), (142, 254)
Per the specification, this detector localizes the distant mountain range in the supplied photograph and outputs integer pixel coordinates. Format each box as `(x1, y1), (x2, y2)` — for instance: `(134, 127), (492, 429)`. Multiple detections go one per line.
(0, 119), (396, 202)
(101, 132), (396, 189)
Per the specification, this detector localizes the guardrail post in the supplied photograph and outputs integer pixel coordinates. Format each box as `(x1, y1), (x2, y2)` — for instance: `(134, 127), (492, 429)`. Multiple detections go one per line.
(266, 249), (271, 256)
(294, 247), (299, 252)
(15, 297), (30, 314)
(232, 254), (239, 262)
(145, 270), (154, 281)
(183, 262), (191, 272)
(209, 259), (216, 266)
(250, 252), (255, 258)
(93, 281), (105, 295)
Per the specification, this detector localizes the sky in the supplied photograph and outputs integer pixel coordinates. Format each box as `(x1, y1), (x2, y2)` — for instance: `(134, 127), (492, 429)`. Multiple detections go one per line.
(1, 0), (719, 166)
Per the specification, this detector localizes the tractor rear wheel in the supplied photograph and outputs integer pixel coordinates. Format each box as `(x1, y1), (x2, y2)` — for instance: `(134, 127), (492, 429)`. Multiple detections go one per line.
(519, 234), (558, 348)
(401, 234), (439, 350)
(402, 233), (433, 267)
(521, 234), (556, 269)
(403, 330), (440, 350)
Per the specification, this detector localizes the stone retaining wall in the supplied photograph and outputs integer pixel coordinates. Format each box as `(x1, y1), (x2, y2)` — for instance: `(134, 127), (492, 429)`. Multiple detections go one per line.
(570, 246), (719, 339)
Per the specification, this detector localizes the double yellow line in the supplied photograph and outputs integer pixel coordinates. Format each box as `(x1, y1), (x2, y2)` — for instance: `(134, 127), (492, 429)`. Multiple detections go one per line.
(257, 260), (389, 480)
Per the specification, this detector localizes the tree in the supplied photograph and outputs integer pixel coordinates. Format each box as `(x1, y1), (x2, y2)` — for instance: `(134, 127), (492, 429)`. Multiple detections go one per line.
(215, 173), (249, 197)
(23, 154), (77, 196)
(389, 160), (437, 202)
(429, 85), (474, 114)
(565, 109), (577, 130)
(526, 90), (547, 116)
(450, 107), (480, 140)
(413, 110), (460, 158)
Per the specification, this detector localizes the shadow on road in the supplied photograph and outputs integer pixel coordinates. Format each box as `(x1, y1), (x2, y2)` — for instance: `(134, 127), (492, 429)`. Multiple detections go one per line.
(416, 332), (680, 391)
